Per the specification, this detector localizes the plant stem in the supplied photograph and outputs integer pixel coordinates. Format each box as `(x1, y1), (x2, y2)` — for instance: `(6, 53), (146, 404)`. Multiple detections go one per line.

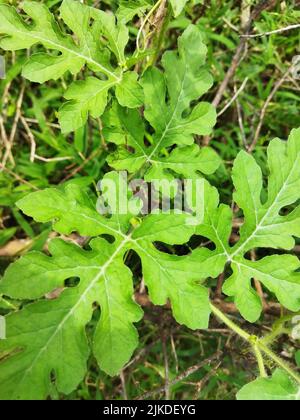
(136, 0), (163, 53)
(210, 303), (250, 341)
(210, 303), (300, 385)
(259, 342), (300, 385)
(253, 344), (267, 378)
(260, 312), (300, 346)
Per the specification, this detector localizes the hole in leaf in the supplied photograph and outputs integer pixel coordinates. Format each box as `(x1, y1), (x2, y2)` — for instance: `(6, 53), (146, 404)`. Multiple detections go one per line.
(50, 369), (56, 383)
(64, 277), (80, 288)
(153, 242), (175, 255)
(144, 137), (151, 148)
(124, 250), (142, 279)
(88, 17), (95, 28)
(279, 199), (300, 216)
(100, 234), (116, 244)
(188, 235), (216, 251)
(154, 235), (215, 256)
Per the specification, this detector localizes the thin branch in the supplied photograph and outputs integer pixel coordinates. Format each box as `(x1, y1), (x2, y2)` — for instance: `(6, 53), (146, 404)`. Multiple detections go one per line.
(211, 37), (248, 111)
(248, 65), (292, 152)
(162, 334), (170, 400)
(34, 155), (74, 163)
(136, 352), (222, 400)
(61, 148), (102, 182)
(203, 0), (277, 145)
(241, 24), (300, 38)
(20, 115), (36, 162)
(211, 0), (277, 110)
(20, 115), (73, 163)
(235, 84), (247, 149)
(0, 116), (14, 166)
(193, 362), (222, 399)
(124, 340), (160, 370)
(218, 77), (249, 117)
(2, 84), (25, 167)
(120, 371), (128, 400)
(222, 17), (239, 33)
(24, 117), (60, 129)
(170, 333), (179, 374)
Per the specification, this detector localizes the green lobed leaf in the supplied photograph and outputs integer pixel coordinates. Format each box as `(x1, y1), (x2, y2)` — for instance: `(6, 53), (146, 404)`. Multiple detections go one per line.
(237, 370), (300, 401)
(196, 128), (300, 322)
(0, 0), (142, 132)
(58, 77), (114, 134)
(115, 72), (144, 109)
(0, 237), (142, 399)
(105, 25), (219, 179)
(0, 172), (213, 399)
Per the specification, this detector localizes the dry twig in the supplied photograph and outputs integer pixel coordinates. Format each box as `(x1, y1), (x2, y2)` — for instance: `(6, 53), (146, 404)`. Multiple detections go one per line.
(241, 23), (300, 38)
(248, 65), (292, 152)
(2, 84), (25, 167)
(136, 352), (222, 400)
(20, 115), (73, 163)
(162, 334), (170, 400)
(203, 0), (277, 146)
(235, 83), (247, 149)
(0, 116), (14, 166)
(193, 362), (222, 399)
(217, 77), (249, 117)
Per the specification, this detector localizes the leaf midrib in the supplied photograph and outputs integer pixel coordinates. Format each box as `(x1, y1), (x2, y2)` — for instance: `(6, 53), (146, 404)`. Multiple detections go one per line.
(147, 62), (189, 162)
(234, 260), (300, 289)
(12, 27), (121, 81)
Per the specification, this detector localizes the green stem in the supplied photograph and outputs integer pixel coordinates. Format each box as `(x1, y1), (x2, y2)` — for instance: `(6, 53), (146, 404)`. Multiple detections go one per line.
(210, 303), (300, 385)
(253, 344), (267, 378)
(261, 312), (299, 346)
(136, 0), (163, 53)
(210, 303), (250, 341)
(259, 342), (300, 385)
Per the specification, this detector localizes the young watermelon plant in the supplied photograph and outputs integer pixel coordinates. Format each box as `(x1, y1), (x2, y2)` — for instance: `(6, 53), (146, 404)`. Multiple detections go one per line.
(0, 0), (300, 400)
